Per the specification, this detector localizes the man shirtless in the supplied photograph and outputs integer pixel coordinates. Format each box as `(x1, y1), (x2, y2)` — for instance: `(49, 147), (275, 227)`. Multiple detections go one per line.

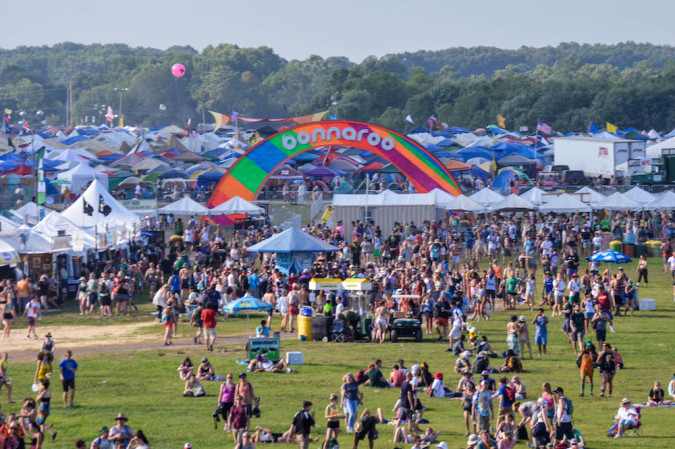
(517, 316), (532, 360)
(506, 316), (521, 357)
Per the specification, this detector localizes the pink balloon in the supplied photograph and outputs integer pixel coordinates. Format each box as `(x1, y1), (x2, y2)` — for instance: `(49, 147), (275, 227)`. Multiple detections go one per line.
(171, 63), (186, 78)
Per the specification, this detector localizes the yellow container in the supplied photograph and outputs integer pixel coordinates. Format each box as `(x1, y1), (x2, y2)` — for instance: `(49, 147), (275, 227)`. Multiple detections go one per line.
(609, 240), (622, 252)
(297, 315), (313, 341)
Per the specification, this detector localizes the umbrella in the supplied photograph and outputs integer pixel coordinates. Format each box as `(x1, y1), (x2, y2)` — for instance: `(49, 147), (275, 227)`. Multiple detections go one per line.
(223, 296), (274, 335)
(587, 250), (632, 264)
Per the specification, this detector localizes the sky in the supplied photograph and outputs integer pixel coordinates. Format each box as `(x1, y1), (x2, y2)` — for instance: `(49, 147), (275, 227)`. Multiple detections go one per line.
(1, 0), (674, 62)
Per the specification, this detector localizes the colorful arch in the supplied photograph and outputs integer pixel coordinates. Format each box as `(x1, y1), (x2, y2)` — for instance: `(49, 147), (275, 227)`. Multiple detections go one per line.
(207, 120), (461, 208)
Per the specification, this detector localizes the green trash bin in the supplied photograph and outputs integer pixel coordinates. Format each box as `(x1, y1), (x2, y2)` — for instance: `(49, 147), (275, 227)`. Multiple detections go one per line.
(635, 243), (646, 258)
(610, 240), (622, 252)
(360, 317), (373, 341)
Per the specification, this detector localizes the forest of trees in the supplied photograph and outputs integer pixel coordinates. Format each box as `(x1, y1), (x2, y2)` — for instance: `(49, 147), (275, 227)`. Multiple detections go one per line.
(0, 41), (674, 133)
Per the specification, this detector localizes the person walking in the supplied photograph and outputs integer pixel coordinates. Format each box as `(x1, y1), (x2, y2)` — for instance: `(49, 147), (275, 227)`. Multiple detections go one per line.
(59, 350), (78, 407)
(227, 395), (250, 449)
(0, 352), (14, 403)
(577, 342), (596, 397)
(23, 295), (42, 339)
(290, 400), (315, 449)
(340, 373), (362, 433)
(201, 303), (219, 352)
(532, 309), (549, 357)
(234, 373), (255, 427)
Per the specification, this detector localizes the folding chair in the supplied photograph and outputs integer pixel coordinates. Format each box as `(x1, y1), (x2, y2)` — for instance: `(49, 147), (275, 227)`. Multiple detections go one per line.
(330, 320), (345, 342)
(629, 406), (642, 436)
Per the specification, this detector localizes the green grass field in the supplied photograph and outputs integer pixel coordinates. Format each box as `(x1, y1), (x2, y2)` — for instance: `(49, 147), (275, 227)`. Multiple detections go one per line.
(3, 257), (674, 449)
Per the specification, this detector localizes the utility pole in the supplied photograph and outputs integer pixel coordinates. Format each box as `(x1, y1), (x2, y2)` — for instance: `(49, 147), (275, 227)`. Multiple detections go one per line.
(69, 80), (74, 127)
(114, 87), (129, 127)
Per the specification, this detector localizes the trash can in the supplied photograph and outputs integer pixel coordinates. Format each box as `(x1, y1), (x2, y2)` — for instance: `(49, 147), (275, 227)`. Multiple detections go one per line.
(300, 306), (313, 317)
(359, 317), (373, 341)
(610, 240), (622, 252)
(635, 243), (646, 258)
(623, 243), (635, 258)
(298, 315), (312, 341)
(646, 241), (662, 257)
(311, 315), (332, 341)
(602, 233), (613, 250)
(623, 233), (636, 244)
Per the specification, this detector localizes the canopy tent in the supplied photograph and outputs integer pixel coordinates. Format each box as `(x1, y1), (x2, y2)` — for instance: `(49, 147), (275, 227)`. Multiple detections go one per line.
(592, 192), (641, 211)
(488, 194), (536, 212)
(246, 227), (339, 253)
(519, 187), (546, 206)
(304, 166), (338, 178)
(538, 194), (592, 213)
(32, 211), (96, 252)
(11, 202), (51, 224)
(222, 296), (274, 333)
(645, 136), (675, 158)
(575, 186), (606, 204)
(158, 196), (211, 216)
(0, 215), (20, 232)
(269, 166), (303, 180)
(0, 239), (19, 266)
(61, 179), (140, 230)
(469, 188), (504, 207)
(442, 194), (486, 212)
(56, 162), (109, 193)
(643, 190), (675, 210)
(210, 196), (264, 215)
(622, 186), (656, 204)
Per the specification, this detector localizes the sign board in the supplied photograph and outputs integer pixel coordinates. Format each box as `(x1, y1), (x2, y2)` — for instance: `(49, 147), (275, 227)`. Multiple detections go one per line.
(247, 335), (280, 362)
(342, 278), (372, 291)
(52, 235), (70, 251)
(309, 278), (342, 291)
(121, 199), (158, 211)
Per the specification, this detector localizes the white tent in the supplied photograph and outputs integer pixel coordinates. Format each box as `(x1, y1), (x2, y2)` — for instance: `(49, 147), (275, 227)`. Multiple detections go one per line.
(158, 196), (211, 216)
(623, 186), (656, 204)
(539, 194), (592, 213)
(0, 215), (19, 232)
(489, 194), (536, 212)
(10, 202), (51, 225)
(645, 136), (675, 159)
(0, 238), (19, 266)
(644, 190), (675, 210)
(211, 196), (264, 215)
(469, 188), (504, 206)
(50, 148), (92, 164)
(57, 162), (109, 194)
(0, 230), (55, 255)
(519, 187), (546, 206)
(592, 192), (642, 211)
(442, 194), (486, 212)
(576, 186), (605, 204)
(61, 179), (140, 230)
(32, 211), (97, 252)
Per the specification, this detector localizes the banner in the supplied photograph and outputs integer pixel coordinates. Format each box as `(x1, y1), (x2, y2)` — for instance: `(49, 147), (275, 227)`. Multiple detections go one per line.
(248, 336), (280, 362)
(209, 109), (330, 129)
(121, 199), (158, 210)
(275, 252), (313, 275)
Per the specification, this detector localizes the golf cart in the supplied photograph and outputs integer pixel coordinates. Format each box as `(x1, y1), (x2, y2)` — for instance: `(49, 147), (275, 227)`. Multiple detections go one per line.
(389, 294), (423, 342)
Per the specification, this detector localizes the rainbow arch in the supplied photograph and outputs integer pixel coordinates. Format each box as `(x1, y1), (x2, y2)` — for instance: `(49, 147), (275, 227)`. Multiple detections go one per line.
(208, 120), (461, 208)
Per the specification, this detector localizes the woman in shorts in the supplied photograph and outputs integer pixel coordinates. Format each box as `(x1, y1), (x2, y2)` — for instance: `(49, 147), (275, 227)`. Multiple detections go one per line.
(325, 394), (344, 445)
(99, 280), (112, 317)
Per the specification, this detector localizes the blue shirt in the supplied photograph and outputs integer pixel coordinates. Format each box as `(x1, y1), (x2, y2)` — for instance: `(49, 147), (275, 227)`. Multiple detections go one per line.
(249, 274), (260, 289)
(59, 358), (78, 380)
(535, 315), (549, 334)
(544, 278), (554, 293)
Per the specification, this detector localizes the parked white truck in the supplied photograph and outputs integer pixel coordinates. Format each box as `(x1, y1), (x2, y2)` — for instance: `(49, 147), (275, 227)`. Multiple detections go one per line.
(553, 136), (646, 179)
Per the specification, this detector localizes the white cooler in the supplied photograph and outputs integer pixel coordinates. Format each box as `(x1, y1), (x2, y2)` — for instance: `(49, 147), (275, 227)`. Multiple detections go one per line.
(638, 298), (655, 311)
(286, 351), (304, 365)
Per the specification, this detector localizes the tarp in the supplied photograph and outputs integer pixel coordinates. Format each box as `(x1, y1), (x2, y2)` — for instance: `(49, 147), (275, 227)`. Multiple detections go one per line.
(210, 196), (264, 215)
(592, 192), (641, 211)
(488, 194), (536, 212)
(158, 196), (211, 215)
(246, 227), (339, 253)
(643, 190), (675, 210)
(56, 162), (109, 193)
(622, 186), (656, 204)
(469, 188), (504, 206)
(538, 194), (592, 213)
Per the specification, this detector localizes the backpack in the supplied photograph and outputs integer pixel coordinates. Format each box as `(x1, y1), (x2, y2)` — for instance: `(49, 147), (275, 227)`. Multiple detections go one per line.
(563, 396), (574, 416)
(504, 386), (516, 403)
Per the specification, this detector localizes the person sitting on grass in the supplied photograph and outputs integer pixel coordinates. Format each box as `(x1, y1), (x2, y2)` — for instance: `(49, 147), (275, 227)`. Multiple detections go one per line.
(196, 357), (215, 381)
(500, 350), (524, 373)
(647, 381), (671, 406)
(429, 372), (455, 398)
(250, 425), (298, 444)
(669, 373), (675, 402)
(177, 358), (194, 381)
(455, 351), (472, 374)
(183, 374), (205, 397)
(364, 362), (388, 388)
(247, 354), (294, 373)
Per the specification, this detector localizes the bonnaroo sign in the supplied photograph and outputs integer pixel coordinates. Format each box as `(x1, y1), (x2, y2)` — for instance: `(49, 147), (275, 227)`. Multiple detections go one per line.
(208, 120), (461, 208)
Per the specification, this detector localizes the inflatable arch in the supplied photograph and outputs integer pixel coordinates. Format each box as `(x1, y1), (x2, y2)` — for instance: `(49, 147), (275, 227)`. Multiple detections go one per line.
(208, 120), (461, 208)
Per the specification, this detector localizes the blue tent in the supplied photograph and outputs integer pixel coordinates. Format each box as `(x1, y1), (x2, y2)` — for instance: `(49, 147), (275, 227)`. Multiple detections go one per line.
(61, 135), (90, 146)
(196, 170), (225, 189)
(446, 126), (471, 134)
(470, 166), (490, 179)
(425, 144), (443, 152)
(407, 126), (430, 134)
(158, 169), (187, 179)
(0, 153), (22, 161)
(490, 141), (530, 152)
(246, 227), (339, 253)
(455, 147), (494, 161)
(492, 170), (518, 194)
(434, 151), (459, 158)
(98, 153), (123, 161)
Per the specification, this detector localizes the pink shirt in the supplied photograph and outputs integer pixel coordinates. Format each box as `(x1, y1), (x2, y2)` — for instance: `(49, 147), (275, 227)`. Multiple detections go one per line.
(220, 383), (235, 403)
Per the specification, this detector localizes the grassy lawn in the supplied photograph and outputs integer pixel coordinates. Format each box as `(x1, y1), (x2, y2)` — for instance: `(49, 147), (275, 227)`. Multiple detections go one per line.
(2, 257), (674, 449)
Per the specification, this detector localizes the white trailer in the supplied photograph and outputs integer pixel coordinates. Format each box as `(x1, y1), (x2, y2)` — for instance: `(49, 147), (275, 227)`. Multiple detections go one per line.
(553, 137), (646, 178)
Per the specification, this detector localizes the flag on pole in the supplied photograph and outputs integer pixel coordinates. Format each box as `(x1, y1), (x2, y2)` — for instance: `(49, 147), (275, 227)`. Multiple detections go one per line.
(536, 121), (552, 134)
(36, 146), (45, 205)
(497, 114), (506, 129)
(606, 122), (618, 134)
(426, 114), (440, 130)
(231, 111), (240, 121)
(405, 114), (414, 124)
(589, 122), (598, 134)
(208, 110), (230, 131)
(105, 106), (115, 124)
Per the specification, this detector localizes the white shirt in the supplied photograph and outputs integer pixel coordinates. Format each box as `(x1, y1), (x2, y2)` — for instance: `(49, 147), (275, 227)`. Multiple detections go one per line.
(26, 300), (41, 318)
(335, 302), (344, 316)
(668, 256), (675, 271)
(615, 406), (638, 421)
(567, 280), (581, 293)
(541, 240), (552, 255)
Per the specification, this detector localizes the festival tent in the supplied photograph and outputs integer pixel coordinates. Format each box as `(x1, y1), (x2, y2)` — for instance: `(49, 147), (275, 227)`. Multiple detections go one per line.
(488, 194), (536, 212)
(643, 190), (675, 210)
(622, 186), (656, 204)
(469, 188), (504, 207)
(576, 186), (605, 204)
(591, 192), (641, 211)
(158, 196), (211, 216)
(0, 229), (55, 255)
(304, 166), (338, 178)
(61, 179), (140, 230)
(246, 227), (339, 253)
(0, 215), (20, 232)
(269, 166), (303, 180)
(50, 148), (91, 163)
(210, 196), (264, 215)
(538, 194), (592, 213)
(10, 202), (51, 224)
(32, 211), (96, 253)
(56, 162), (109, 193)
(0, 238), (19, 266)
(442, 194), (486, 212)
(519, 187), (545, 206)
(132, 157), (169, 173)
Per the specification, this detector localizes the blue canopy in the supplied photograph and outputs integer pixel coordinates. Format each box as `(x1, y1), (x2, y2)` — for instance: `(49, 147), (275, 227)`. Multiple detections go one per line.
(424, 144), (443, 152)
(223, 296), (273, 314)
(246, 227), (339, 253)
(587, 250), (632, 264)
(470, 166), (490, 179)
(492, 170), (518, 194)
(407, 126), (430, 134)
(158, 169), (187, 179)
(455, 147), (494, 161)
(61, 135), (90, 146)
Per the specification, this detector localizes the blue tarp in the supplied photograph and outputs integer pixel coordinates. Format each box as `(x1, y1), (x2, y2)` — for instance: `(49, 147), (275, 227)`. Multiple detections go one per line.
(0, 153), (22, 161)
(246, 227), (339, 253)
(492, 170), (518, 194)
(98, 153), (123, 161)
(158, 169), (187, 179)
(490, 141), (530, 152)
(196, 170), (224, 189)
(454, 147), (494, 161)
(407, 126), (430, 134)
(61, 135), (90, 146)
(425, 144), (443, 152)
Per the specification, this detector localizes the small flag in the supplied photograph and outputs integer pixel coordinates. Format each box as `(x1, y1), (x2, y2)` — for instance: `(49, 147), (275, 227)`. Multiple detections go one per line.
(497, 114), (506, 129)
(536, 121), (552, 134)
(405, 114), (414, 124)
(231, 111), (240, 121)
(83, 199), (94, 216)
(99, 195), (111, 216)
(208, 110), (230, 131)
(589, 122), (598, 134)
(606, 122), (618, 134)
(36, 146), (45, 205)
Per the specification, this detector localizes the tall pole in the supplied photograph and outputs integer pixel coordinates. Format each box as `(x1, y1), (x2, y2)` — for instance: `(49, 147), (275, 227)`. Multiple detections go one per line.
(115, 88), (129, 128)
(69, 80), (74, 127)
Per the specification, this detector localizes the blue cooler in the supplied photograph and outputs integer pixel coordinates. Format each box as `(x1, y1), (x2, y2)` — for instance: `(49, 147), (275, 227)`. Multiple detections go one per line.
(300, 306), (313, 317)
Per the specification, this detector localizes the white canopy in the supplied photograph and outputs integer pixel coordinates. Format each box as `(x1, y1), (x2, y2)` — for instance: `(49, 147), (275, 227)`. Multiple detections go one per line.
(646, 136), (675, 158)
(57, 162), (109, 194)
(211, 196), (264, 215)
(539, 194), (592, 213)
(489, 194), (536, 212)
(0, 238), (19, 266)
(0, 215), (19, 232)
(622, 186), (656, 204)
(442, 194), (486, 212)
(32, 211), (96, 252)
(643, 190), (675, 211)
(469, 188), (504, 206)
(50, 148), (92, 163)
(575, 186), (606, 204)
(10, 202), (50, 225)
(592, 192), (642, 211)
(0, 230), (55, 255)
(519, 187), (545, 206)
(158, 196), (211, 216)
(61, 179), (140, 230)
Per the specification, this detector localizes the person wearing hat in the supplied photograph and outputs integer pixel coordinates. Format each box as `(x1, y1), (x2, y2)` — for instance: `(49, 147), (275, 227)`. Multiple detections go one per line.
(567, 272), (582, 304)
(77, 276), (89, 315)
(227, 395), (251, 448)
(471, 381), (494, 434)
(91, 426), (110, 449)
(235, 372), (256, 423)
(577, 341), (597, 397)
(109, 414), (133, 449)
(196, 357), (215, 381)
(552, 387), (574, 444)
(465, 433), (480, 448)
(517, 315), (532, 360)
(612, 398), (639, 438)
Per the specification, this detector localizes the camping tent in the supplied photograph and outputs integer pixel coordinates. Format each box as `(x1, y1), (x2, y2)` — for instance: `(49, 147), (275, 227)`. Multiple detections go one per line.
(57, 162), (109, 193)
(489, 194), (536, 212)
(158, 196), (212, 216)
(210, 196), (264, 215)
(469, 188), (504, 207)
(592, 192), (641, 211)
(538, 194), (592, 213)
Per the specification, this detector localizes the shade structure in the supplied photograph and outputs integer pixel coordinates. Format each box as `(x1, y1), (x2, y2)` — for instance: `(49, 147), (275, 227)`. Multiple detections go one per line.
(210, 196), (264, 215)
(246, 227), (339, 253)
(469, 188), (504, 207)
(56, 162), (109, 193)
(644, 190), (675, 210)
(0, 239), (19, 266)
(538, 194), (592, 213)
(223, 296), (273, 314)
(622, 186), (656, 204)
(304, 166), (338, 178)
(575, 186), (605, 203)
(592, 192), (641, 211)
(443, 194), (486, 212)
(488, 194), (536, 212)
(61, 179), (139, 229)
(158, 196), (211, 215)
(587, 250), (632, 264)
(519, 187), (545, 206)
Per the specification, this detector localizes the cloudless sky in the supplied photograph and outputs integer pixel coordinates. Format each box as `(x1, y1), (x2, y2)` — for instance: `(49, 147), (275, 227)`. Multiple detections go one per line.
(2, 0), (674, 61)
